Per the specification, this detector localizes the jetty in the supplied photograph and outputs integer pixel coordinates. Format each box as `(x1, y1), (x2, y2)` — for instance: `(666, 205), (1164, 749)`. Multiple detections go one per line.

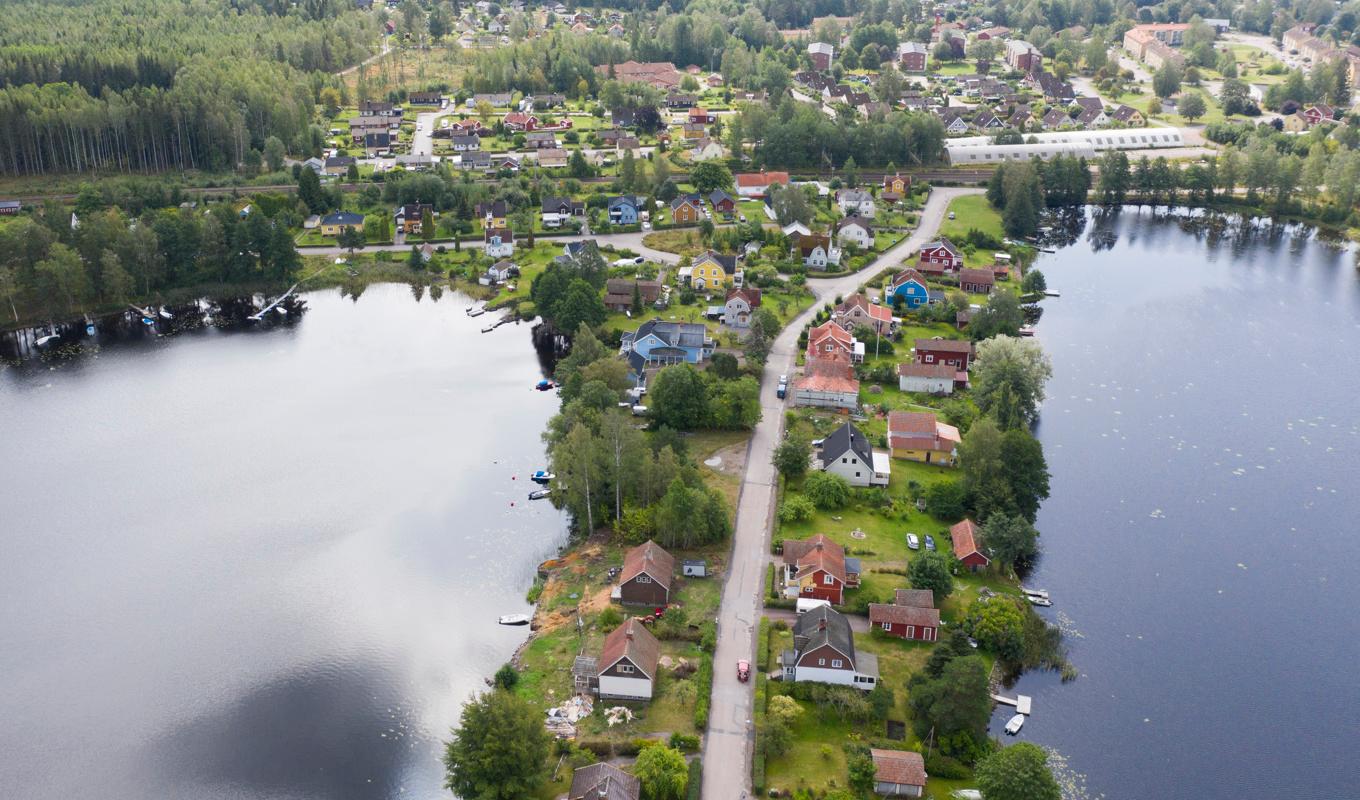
(991, 694), (1033, 715)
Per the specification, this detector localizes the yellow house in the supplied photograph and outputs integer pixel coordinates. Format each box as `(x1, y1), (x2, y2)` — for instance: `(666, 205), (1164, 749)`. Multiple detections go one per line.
(1283, 112), (1309, 133)
(476, 200), (508, 229)
(887, 410), (961, 466)
(320, 211), (366, 237)
(883, 174), (910, 195)
(690, 251), (740, 290)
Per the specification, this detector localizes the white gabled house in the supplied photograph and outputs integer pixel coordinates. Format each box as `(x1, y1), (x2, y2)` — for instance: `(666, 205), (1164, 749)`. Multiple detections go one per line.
(596, 618), (660, 700)
(781, 606), (878, 690)
(817, 421), (889, 487)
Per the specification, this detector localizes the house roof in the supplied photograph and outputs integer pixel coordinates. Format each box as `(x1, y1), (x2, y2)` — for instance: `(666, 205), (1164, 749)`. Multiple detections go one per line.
(734, 171), (790, 188)
(708, 189), (736, 206)
(871, 749), (927, 788)
(795, 357), (859, 394)
(1073, 96), (1104, 112)
(821, 422), (873, 468)
(869, 602), (940, 629)
(919, 237), (962, 257)
(599, 618), (660, 679)
(915, 337), (972, 353)
(959, 268), (995, 285)
(895, 588), (935, 608)
(604, 279), (661, 306)
(570, 763), (641, 800)
(783, 533), (847, 584)
(622, 541), (674, 590)
(792, 605), (856, 664)
(808, 320), (854, 353)
(897, 361), (956, 380)
(836, 294), (891, 323)
(631, 319), (708, 350)
(541, 196), (583, 213)
(888, 268), (928, 292)
(834, 215), (873, 234)
(671, 193), (703, 210)
(322, 211), (365, 225)
(726, 286), (761, 307)
(808, 42), (834, 56)
(951, 519), (988, 562)
(694, 250), (738, 273)
(799, 233), (833, 256)
(888, 410), (939, 435)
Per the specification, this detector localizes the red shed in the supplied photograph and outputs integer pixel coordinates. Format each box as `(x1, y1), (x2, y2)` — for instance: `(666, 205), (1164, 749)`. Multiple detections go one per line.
(951, 519), (991, 572)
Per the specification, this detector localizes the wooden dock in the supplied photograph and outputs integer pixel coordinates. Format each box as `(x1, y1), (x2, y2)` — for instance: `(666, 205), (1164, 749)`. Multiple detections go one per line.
(992, 694), (1032, 715)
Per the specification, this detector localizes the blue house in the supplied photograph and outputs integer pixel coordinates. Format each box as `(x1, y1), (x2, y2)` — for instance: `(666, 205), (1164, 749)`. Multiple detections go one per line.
(608, 196), (641, 225)
(620, 320), (714, 379)
(886, 268), (933, 309)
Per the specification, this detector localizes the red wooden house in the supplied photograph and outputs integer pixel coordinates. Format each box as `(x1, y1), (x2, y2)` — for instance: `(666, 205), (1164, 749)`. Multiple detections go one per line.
(915, 237), (964, 275)
(502, 112), (538, 131)
(951, 519), (991, 572)
(781, 534), (860, 604)
(959, 268), (995, 294)
(688, 107), (715, 124)
(869, 588), (940, 641)
(914, 338), (973, 372)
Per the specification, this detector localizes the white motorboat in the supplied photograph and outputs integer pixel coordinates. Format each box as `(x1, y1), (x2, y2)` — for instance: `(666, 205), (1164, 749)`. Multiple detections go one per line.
(528, 489), (551, 500)
(1028, 596), (1053, 607)
(1004, 714), (1025, 735)
(1021, 587), (1049, 600)
(498, 614), (531, 626)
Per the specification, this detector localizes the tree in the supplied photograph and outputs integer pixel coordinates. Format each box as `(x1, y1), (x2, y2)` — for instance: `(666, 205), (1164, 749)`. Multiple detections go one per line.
(1020, 269), (1046, 294)
(493, 664), (519, 690)
(773, 431), (811, 479)
(690, 161), (733, 194)
(297, 166), (327, 215)
(649, 363), (709, 430)
(967, 596), (1026, 659)
(634, 745), (688, 800)
(768, 182), (813, 225)
(968, 292), (1024, 341)
(804, 471), (851, 509)
(707, 377), (761, 429)
(1178, 92), (1206, 121)
(982, 513), (1039, 570)
(443, 690), (549, 800)
(319, 87), (342, 116)
(1153, 63), (1183, 99)
(907, 550), (954, 604)
(263, 136), (286, 172)
(765, 695), (803, 756)
(907, 655), (991, 754)
(709, 351), (740, 379)
(1098, 150), (1131, 203)
(421, 207), (435, 242)
(620, 149), (638, 193)
(631, 281), (644, 315)
(998, 429), (1050, 522)
(1002, 190), (1039, 239)
(971, 336), (1053, 430)
(553, 422), (606, 533)
(35, 244), (91, 314)
(554, 278), (607, 332)
(569, 149), (593, 179)
(842, 155), (858, 187)
(976, 742), (1062, 800)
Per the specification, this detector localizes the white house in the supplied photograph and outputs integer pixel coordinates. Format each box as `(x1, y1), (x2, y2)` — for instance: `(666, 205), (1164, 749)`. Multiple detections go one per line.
(484, 228), (515, 258)
(596, 618), (659, 700)
(689, 138), (725, 162)
(819, 422), (889, 487)
(834, 216), (873, 250)
(781, 606), (878, 690)
(836, 189), (876, 219)
(898, 361), (956, 394)
(722, 287), (761, 329)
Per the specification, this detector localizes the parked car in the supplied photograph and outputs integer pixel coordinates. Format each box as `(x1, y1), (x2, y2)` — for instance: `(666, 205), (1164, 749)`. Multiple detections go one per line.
(924, 534), (936, 551)
(776, 381), (787, 399)
(906, 533), (920, 550)
(737, 660), (750, 682)
(948, 211), (956, 220)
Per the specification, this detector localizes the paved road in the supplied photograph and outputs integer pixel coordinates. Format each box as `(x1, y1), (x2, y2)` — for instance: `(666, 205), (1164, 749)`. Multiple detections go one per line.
(412, 111), (439, 157)
(699, 186), (981, 798)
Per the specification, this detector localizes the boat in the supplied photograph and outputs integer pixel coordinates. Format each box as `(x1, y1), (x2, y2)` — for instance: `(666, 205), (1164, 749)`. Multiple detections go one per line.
(35, 333), (61, 347)
(1004, 714), (1025, 735)
(481, 325), (495, 333)
(158, 308), (174, 319)
(468, 307), (485, 317)
(1021, 587), (1049, 600)
(1028, 596), (1053, 607)
(530, 470), (554, 484)
(534, 379), (556, 391)
(497, 613), (531, 626)
(528, 489), (551, 500)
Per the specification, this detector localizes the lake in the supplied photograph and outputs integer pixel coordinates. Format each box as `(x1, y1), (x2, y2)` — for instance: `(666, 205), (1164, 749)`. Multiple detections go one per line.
(1004, 208), (1360, 799)
(0, 284), (567, 800)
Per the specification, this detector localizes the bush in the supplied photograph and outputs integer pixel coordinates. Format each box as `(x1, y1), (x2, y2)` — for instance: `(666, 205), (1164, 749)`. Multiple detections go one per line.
(923, 480), (968, 520)
(668, 732), (701, 752)
(493, 663), (519, 690)
(925, 752), (971, 779)
(757, 617), (771, 670)
(598, 605), (623, 628)
(804, 472), (852, 509)
(686, 758), (703, 800)
(700, 621), (717, 653)
(778, 493), (816, 523)
(693, 655), (713, 728)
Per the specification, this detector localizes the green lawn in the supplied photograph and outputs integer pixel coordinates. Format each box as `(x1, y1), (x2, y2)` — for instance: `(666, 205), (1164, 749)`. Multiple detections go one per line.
(938, 194), (1002, 246)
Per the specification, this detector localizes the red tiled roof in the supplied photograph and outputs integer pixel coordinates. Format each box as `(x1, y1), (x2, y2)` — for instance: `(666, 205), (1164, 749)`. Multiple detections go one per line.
(599, 618), (660, 679)
(871, 749), (927, 788)
(888, 410), (939, 435)
(782, 534), (847, 584)
(794, 360), (859, 394)
(836, 293), (891, 323)
(735, 171), (790, 187)
(621, 540), (674, 591)
(726, 287), (762, 307)
(951, 519), (988, 562)
(869, 602), (940, 628)
(807, 320), (854, 357)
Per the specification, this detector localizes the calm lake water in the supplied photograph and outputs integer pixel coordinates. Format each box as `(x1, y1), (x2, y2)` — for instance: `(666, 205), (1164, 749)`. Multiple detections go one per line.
(0, 284), (567, 800)
(1003, 208), (1360, 799)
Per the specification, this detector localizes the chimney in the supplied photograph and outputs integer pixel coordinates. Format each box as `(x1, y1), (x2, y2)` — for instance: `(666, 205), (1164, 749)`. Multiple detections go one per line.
(818, 618), (827, 632)
(624, 621), (634, 640)
(814, 540), (824, 551)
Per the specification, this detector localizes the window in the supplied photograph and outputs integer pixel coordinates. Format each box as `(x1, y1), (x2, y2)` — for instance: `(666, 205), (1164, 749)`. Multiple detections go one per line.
(882, 622), (892, 631)
(617, 663), (634, 674)
(842, 457), (849, 464)
(907, 626), (915, 638)
(817, 658), (826, 666)
(635, 575), (651, 583)
(823, 573), (835, 585)
(924, 355), (935, 363)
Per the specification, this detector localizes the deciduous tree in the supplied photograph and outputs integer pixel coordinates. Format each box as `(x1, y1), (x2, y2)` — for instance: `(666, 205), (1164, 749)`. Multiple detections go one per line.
(443, 690), (549, 800)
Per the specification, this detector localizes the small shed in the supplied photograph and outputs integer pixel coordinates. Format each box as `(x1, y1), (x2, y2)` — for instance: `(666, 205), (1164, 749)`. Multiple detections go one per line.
(682, 560), (707, 578)
(572, 655), (599, 694)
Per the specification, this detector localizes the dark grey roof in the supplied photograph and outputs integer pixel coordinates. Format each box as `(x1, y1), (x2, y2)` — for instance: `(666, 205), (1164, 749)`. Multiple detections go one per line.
(570, 762), (640, 800)
(322, 211), (365, 225)
(696, 251), (737, 273)
(792, 605), (856, 666)
(822, 422), (873, 468)
(633, 319), (708, 349)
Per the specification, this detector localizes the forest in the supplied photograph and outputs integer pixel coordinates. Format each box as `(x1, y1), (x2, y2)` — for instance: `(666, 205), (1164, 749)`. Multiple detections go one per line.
(0, 0), (376, 175)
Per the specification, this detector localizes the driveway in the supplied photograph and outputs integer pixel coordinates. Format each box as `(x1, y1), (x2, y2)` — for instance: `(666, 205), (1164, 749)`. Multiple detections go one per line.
(699, 186), (981, 797)
(411, 110), (440, 157)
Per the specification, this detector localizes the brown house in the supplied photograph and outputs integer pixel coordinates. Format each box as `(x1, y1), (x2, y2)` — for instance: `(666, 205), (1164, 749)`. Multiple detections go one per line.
(603, 278), (662, 311)
(616, 540), (674, 606)
(959, 268), (995, 294)
(597, 618), (660, 700)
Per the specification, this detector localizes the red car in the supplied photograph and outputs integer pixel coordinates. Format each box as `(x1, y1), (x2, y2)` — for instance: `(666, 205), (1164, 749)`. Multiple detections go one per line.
(737, 660), (750, 682)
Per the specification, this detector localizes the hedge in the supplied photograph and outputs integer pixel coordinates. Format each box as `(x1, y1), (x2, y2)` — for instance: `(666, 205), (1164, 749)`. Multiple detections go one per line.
(765, 562), (777, 599)
(757, 617), (771, 671)
(686, 758), (703, 800)
(693, 655), (713, 729)
(668, 732), (700, 752)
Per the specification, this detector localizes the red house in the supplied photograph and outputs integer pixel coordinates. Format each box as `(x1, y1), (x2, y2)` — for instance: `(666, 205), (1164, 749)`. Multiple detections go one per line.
(916, 237), (964, 275)
(914, 338), (973, 372)
(616, 540), (675, 605)
(951, 519), (991, 572)
(1302, 104), (1335, 125)
(868, 587), (940, 642)
(688, 107), (714, 124)
(503, 112), (538, 131)
(959, 268), (995, 294)
(807, 320), (859, 363)
(782, 534), (860, 604)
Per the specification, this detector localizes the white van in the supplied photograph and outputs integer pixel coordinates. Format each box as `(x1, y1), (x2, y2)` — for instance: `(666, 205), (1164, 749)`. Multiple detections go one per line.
(796, 598), (831, 614)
